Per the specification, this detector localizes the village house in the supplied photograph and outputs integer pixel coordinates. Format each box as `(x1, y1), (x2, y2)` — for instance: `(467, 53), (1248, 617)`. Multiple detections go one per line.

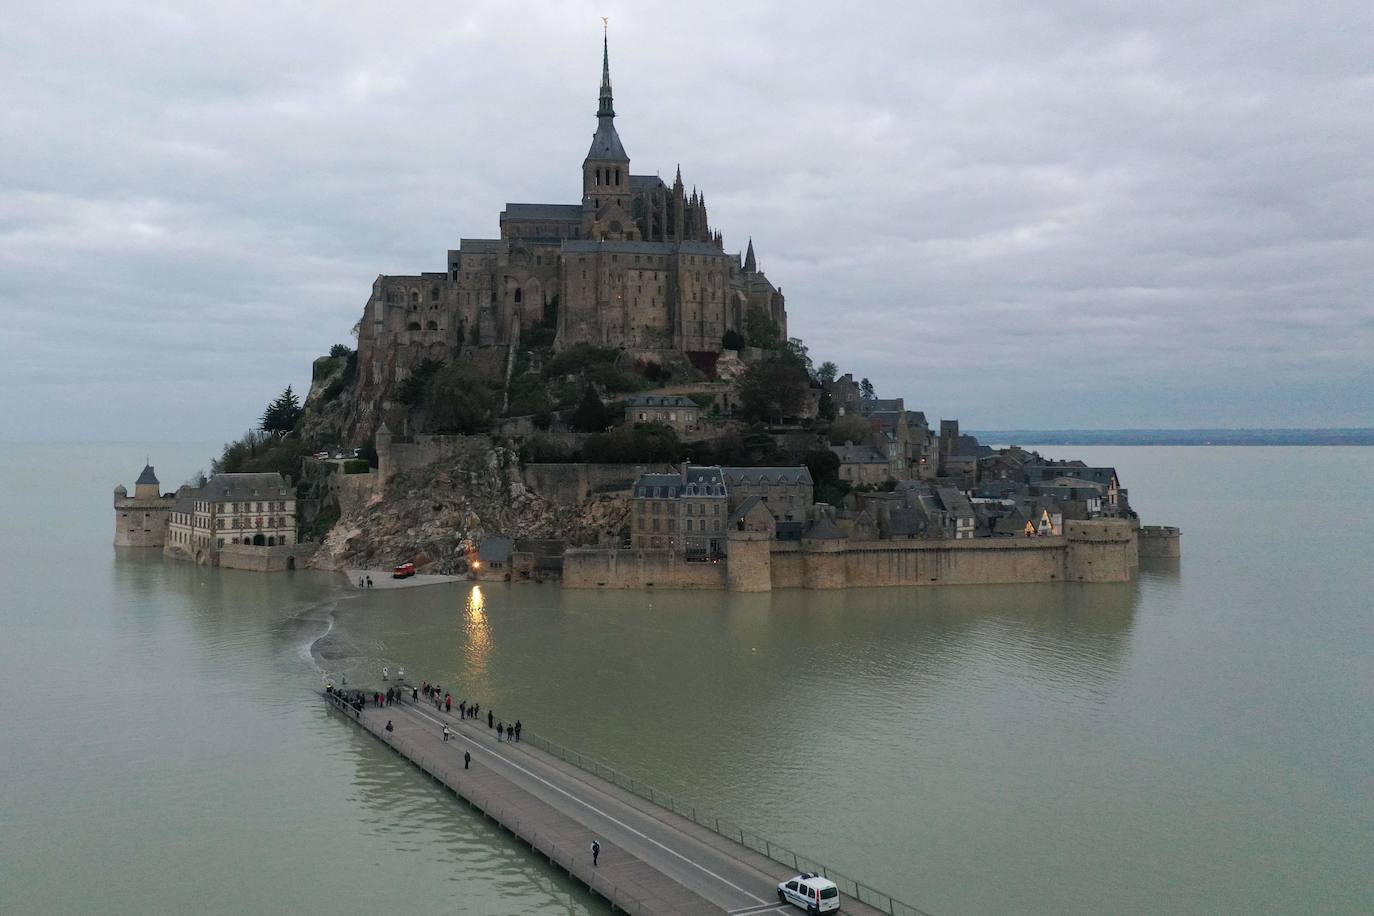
(629, 465), (728, 557)
(624, 394), (701, 433)
(165, 472), (297, 562)
(720, 466), (813, 522)
(829, 443), (891, 486)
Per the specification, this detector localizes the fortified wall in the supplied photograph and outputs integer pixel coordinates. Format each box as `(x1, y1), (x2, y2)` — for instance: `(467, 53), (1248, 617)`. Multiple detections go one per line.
(218, 543), (317, 572)
(1137, 525), (1182, 559)
(564, 519), (1140, 591)
(521, 462), (674, 504)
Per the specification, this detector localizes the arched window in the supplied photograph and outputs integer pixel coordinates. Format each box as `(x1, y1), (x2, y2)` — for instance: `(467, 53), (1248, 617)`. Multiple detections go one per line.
(615, 168), (620, 185)
(430, 286), (440, 301)
(407, 321), (421, 331)
(514, 288), (522, 303)
(426, 320), (438, 330)
(410, 290), (419, 304)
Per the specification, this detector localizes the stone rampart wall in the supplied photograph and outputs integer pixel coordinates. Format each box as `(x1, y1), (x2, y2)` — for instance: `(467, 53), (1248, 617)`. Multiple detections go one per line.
(333, 472), (382, 517)
(218, 543), (317, 572)
(523, 463), (673, 505)
(380, 434), (489, 481)
(564, 534), (1143, 591)
(563, 548), (727, 589)
(841, 537), (1068, 586)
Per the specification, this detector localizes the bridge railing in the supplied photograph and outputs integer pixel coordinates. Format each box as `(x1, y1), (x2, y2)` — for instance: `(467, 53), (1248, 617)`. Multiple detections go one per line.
(519, 730), (933, 916)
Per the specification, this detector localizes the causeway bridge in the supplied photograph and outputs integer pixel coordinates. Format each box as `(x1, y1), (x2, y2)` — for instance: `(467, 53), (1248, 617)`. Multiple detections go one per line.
(325, 689), (929, 916)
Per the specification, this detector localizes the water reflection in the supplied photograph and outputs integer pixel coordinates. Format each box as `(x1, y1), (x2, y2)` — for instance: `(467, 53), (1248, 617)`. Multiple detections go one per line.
(463, 585), (492, 677)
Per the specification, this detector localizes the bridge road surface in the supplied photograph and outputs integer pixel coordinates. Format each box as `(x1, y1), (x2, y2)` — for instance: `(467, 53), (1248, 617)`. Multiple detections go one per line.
(328, 691), (894, 916)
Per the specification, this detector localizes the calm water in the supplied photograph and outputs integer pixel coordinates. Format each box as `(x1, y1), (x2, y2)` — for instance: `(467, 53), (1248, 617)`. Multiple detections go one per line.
(1, 444), (1370, 915)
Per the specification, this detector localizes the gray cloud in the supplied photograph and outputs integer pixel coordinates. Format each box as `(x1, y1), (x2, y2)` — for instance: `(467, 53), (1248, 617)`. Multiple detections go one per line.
(2, 0), (1371, 441)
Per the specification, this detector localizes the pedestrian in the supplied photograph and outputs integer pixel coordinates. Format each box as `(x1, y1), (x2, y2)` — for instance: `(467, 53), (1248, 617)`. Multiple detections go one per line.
(385, 720), (394, 732)
(515, 720), (522, 742)
(497, 722), (504, 741)
(443, 725), (450, 742)
(411, 687), (418, 702)
(488, 710), (494, 729)
(358, 576), (364, 588)
(445, 694), (451, 713)
(366, 576), (373, 588)
(591, 839), (600, 867)
(464, 750), (471, 769)
(458, 701), (465, 718)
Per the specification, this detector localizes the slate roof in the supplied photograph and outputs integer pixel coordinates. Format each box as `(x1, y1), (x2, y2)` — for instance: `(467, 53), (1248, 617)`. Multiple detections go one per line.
(888, 508), (926, 537)
(459, 238), (508, 253)
(635, 473), (684, 498)
(587, 118), (628, 161)
(501, 203), (582, 221)
(478, 536), (513, 563)
(803, 516), (847, 540)
(829, 444), (888, 464)
(629, 175), (666, 192)
(1025, 465), (1118, 487)
(200, 473), (291, 502)
(936, 487), (975, 518)
(722, 467), (814, 487)
(136, 464), (159, 485)
(682, 466), (726, 492)
(628, 395), (697, 408)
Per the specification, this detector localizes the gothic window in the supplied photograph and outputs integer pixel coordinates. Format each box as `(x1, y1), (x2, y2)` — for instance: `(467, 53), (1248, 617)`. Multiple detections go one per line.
(410, 291), (419, 304)
(514, 288), (522, 303)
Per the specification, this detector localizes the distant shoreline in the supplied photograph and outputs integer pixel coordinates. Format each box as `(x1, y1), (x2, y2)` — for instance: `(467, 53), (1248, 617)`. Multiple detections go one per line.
(969, 429), (1374, 446)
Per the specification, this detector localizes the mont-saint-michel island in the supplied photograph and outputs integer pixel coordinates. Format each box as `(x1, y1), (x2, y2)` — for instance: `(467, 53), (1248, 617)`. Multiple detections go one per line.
(115, 32), (1179, 593)
(18, 4), (1374, 915)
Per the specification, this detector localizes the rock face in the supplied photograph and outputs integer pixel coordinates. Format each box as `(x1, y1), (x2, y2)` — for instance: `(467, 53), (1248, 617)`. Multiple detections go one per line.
(310, 441), (628, 573)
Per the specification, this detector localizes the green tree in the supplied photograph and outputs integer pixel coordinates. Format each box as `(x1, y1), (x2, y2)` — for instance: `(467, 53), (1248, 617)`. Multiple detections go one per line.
(744, 307), (782, 349)
(426, 364), (499, 434)
(397, 359), (444, 406)
(817, 361), (838, 385)
(329, 343), (352, 358)
(722, 328), (746, 351)
(737, 356), (809, 423)
(260, 386), (303, 437)
(860, 377), (876, 401)
(569, 385), (614, 432)
(828, 413), (872, 445)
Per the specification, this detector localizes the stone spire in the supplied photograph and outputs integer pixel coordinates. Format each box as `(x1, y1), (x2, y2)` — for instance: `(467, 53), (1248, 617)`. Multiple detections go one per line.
(744, 238), (757, 272)
(585, 24), (627, 162)
(597, 24), (614, 119)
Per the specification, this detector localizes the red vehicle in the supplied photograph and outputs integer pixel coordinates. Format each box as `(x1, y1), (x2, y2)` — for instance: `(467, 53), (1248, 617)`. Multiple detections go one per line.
(392, 562), (416, 579)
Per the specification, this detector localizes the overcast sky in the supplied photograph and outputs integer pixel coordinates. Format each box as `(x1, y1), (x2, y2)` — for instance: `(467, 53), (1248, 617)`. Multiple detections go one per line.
(3, 0), (1372, 442)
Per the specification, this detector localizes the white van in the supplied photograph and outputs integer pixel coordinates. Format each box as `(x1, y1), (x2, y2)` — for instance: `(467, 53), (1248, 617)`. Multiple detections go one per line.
(777, 873), (840, 913)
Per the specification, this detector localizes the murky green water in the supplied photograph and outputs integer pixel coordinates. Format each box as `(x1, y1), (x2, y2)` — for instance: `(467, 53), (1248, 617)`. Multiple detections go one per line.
(2, 444), (1370, 914)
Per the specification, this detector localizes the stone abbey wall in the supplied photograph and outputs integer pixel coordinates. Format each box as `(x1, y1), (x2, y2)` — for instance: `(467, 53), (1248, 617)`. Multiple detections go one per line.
(565, 520), (1140, 591)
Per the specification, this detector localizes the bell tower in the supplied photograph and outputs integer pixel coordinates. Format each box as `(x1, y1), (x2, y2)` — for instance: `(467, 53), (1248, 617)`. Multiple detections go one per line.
(582, 25), (636, 239)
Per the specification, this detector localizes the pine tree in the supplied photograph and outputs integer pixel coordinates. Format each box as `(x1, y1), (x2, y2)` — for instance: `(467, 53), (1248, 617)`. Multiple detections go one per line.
(261, 386), (303, 437)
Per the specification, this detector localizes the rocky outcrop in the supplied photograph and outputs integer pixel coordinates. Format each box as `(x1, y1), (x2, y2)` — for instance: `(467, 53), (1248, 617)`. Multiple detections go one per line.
(310, 440), (628, 573)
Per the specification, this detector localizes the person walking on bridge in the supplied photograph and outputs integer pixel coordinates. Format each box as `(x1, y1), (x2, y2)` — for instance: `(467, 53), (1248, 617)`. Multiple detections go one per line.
(514, 720), (522, 742)
(464, 750), (471, 769)
(442, 725), (451, 742)
(488, 710), (493, 729)
(591, 839), (600, 867)
(445, 693), (451, 713)
(497, 722), (504, 741)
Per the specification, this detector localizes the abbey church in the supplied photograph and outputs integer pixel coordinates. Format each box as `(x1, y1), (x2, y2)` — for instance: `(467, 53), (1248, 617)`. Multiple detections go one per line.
(356, 32), (787, 393)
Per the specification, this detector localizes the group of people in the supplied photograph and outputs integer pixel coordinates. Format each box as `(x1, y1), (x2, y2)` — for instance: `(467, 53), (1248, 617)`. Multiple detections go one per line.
(416, 681), (522, 744)
(356, 575), (374, 588)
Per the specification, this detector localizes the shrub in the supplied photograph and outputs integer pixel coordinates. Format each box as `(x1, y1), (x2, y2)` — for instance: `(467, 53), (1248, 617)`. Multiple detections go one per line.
(342, 459), (370, 474)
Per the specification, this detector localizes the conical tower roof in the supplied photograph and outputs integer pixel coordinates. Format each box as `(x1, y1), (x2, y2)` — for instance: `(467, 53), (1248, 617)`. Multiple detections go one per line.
(586, 27), (628, 162)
